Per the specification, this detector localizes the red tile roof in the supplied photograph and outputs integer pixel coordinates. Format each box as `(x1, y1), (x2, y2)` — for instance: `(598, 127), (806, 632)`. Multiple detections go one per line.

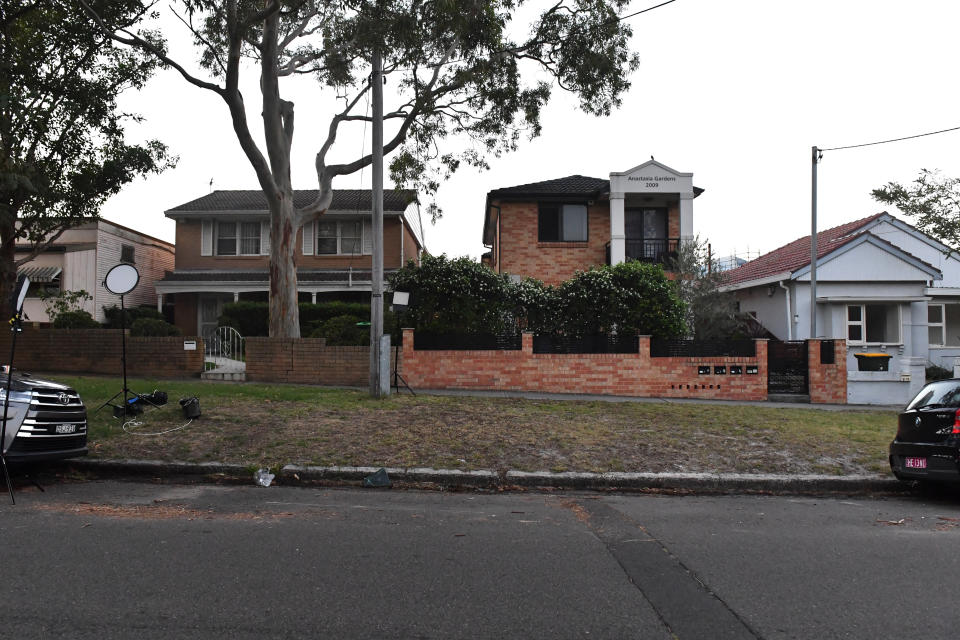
(723, 213), (886, 286)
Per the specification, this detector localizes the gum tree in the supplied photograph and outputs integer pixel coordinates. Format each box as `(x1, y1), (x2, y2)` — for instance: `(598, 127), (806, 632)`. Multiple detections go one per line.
(81, 0), (640, 337)
(0, 0), (172, 317)
(872, 169), (960, 249)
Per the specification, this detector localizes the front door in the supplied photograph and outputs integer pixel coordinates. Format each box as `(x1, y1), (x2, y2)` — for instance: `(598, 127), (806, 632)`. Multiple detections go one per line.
(198, 294), (231, 344)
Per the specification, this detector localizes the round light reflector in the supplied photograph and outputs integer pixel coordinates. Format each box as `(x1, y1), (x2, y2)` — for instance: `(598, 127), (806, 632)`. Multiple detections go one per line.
(104, 263), (140, 295)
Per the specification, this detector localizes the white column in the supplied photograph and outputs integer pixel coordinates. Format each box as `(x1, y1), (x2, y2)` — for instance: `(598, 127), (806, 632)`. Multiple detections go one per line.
(609, 192), (625, 265)
(156, 294), (163, 313)
(679, 193), (694, 241)
(233, 291), (239, 303)
(311, 292), (317, 304)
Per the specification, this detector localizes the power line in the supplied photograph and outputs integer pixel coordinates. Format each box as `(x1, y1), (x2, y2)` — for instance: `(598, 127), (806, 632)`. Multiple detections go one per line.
(820, 125), (960, 152)
(419, 0), (679, 71)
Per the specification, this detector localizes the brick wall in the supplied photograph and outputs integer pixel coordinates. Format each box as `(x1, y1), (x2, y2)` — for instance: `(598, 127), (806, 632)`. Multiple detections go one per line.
(402, 330), (769, 401)
(496, 201), (611, 284)
(0, 328), (204, 378)
(246, 337), (377, 386)
(808, 339), (847, 404)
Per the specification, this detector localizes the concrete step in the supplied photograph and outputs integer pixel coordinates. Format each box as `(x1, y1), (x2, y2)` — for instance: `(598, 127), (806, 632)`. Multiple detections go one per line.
(201, 370), (246, 382)
(767, 393), (811, 404)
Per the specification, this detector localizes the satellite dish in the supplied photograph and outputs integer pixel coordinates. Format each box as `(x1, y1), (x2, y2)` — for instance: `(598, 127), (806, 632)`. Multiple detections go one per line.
(104, 263), (140, 295)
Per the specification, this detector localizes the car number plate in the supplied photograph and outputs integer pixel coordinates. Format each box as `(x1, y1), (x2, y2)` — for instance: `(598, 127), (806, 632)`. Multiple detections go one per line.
(904, 457), (927, 469)
(55, 424), (77, 434)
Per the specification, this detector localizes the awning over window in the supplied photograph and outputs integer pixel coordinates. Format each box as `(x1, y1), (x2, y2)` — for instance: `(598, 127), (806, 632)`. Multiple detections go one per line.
(18, 266), (62, 283)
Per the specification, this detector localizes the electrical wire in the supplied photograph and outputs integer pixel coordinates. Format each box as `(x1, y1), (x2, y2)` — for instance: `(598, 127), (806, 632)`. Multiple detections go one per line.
(412, 0), (679, 71)
(121, 417), (194, 436)
(820, 125), (960, 152)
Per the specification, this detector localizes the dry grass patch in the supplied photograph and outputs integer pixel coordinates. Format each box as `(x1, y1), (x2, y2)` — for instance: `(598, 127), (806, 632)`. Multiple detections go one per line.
(63, 375), (896, 476)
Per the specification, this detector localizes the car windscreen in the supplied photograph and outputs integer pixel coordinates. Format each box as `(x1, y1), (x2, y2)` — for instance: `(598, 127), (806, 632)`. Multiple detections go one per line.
(906, 380), (960, 410)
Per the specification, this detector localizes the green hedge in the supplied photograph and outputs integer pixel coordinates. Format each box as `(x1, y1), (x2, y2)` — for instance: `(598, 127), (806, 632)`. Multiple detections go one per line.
(217, 301), (396, 344)
(102, 304), (164, 329)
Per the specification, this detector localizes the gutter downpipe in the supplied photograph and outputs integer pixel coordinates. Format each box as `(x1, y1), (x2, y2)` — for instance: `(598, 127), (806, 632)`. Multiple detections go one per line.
(780, 280), (793, 340)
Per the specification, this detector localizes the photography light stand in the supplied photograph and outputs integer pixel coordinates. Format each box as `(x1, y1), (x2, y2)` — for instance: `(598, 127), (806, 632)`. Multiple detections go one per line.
(1, 274), (30, 504)
(390, 291), (414, 396)
(96, 264), (148, 417)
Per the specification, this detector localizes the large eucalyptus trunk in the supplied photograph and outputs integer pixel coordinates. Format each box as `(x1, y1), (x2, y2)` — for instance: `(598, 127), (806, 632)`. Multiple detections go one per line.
(0, 215), (17, 321)
(268, 196), (301, 338)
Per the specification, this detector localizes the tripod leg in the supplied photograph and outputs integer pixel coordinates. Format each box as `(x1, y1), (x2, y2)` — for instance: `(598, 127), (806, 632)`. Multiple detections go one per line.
(0, 455), (14, 505)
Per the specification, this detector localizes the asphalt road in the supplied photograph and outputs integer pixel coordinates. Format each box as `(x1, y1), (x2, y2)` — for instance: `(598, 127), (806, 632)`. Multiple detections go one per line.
(2, 478), (959, 639)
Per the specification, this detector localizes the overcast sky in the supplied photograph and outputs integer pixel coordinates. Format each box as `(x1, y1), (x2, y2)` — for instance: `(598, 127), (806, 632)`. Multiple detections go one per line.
(100, 0), (960, 263)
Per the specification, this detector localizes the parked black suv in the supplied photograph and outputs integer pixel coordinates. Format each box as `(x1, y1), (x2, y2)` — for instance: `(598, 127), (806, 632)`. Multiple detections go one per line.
(0, 372), (87, 462)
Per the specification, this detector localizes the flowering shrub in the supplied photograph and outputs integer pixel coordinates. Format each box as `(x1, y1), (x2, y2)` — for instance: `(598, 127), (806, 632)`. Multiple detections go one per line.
(390, 256), (686, 339)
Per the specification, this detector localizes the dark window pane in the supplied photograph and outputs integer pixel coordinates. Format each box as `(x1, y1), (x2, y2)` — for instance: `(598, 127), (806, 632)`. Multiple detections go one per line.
(538, 204), (560, 242)
(317, 221), (337, 254)
(848, 325), (862, 341)
(847, 305), (861, 321)
(217, 222), (236, 256)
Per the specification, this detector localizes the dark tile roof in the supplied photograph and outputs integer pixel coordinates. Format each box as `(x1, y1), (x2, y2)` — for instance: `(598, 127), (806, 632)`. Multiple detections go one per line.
(723, 213), (887, 286)
(167, 189), (417, 214)
(488, 175), (610, 198)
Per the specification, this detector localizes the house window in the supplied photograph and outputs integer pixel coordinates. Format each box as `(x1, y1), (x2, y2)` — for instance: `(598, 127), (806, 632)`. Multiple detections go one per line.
(846, 303), (901, 344)
(216, 221), (260, 256)
(316, 220), (362, 255)
(121, 244), (135, 264)
(538, 203), (588, 242)
(929, 304), (945, 346)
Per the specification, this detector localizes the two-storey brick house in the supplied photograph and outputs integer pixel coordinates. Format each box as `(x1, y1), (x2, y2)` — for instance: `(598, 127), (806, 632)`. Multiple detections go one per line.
(482, 159), (702, 284)
(156, 189), (423, 336)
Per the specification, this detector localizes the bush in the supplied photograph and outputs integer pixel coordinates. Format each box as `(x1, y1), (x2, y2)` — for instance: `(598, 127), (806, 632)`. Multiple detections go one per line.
(389, 254), (515, 335)
(130, 318), (181, 337)
(310, 315), (369, 346)
(218, 300), (395, 340)
(218, 301), (269, 336)
(102, 304), (164, 329)
(926, 364), (953, 382)
(52, 310), (100, 329)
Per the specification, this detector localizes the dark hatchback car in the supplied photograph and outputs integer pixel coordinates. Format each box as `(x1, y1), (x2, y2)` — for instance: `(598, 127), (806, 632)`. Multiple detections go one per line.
(890, 379), (960, 483)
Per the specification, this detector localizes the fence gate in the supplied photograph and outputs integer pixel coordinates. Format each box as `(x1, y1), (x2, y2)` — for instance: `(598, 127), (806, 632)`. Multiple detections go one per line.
(767, 340), (808, 395)
(203, 326), (246, 373)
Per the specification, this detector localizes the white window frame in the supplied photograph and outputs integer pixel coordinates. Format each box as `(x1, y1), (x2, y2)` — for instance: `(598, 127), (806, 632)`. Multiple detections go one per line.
(845, 303), (902, 345)
(929, 303), (945, 347)
(316, 219), (363, 255)
(216, 221), (261, 256)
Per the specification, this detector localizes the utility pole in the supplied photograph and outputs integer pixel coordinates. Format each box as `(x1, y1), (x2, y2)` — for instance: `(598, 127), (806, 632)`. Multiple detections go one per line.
(369, 48), (388, 397)
(810, 145), (819, 339)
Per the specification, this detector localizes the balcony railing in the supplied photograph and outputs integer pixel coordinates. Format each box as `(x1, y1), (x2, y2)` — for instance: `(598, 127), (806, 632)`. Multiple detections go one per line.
(605, 238), (680, 266)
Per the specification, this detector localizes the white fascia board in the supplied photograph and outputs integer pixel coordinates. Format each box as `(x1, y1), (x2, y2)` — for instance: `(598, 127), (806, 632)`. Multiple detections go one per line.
(165, 209), (268, 220)
(815, 295), (931, 303)
(925, 287), (960, 296)
(719, 271), (793, 292)
(609, 159), (692, 179)
(792, 233), (942, 281)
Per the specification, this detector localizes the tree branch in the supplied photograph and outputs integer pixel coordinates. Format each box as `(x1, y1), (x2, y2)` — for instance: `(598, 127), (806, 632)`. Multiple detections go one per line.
(77, 0), (226, 95)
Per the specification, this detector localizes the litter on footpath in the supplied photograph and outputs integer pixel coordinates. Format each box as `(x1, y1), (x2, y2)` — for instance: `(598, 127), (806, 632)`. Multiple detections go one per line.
(254, 468), (275, 487)
(363, 468), (391, 488)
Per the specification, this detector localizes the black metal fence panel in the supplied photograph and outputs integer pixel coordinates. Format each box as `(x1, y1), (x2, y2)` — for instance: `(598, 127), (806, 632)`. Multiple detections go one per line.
(532, 334), (640, 354)
(768, 340), (809, 394)
(413, 331), (521, 351)
(650, 339), (756, 358)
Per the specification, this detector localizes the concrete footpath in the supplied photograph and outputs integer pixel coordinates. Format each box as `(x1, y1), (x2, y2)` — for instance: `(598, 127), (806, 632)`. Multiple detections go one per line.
(60, 457), (908, 496)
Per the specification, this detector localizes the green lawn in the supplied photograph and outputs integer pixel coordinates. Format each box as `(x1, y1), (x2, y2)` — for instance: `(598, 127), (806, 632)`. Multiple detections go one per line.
(61, 375), (896, 475)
